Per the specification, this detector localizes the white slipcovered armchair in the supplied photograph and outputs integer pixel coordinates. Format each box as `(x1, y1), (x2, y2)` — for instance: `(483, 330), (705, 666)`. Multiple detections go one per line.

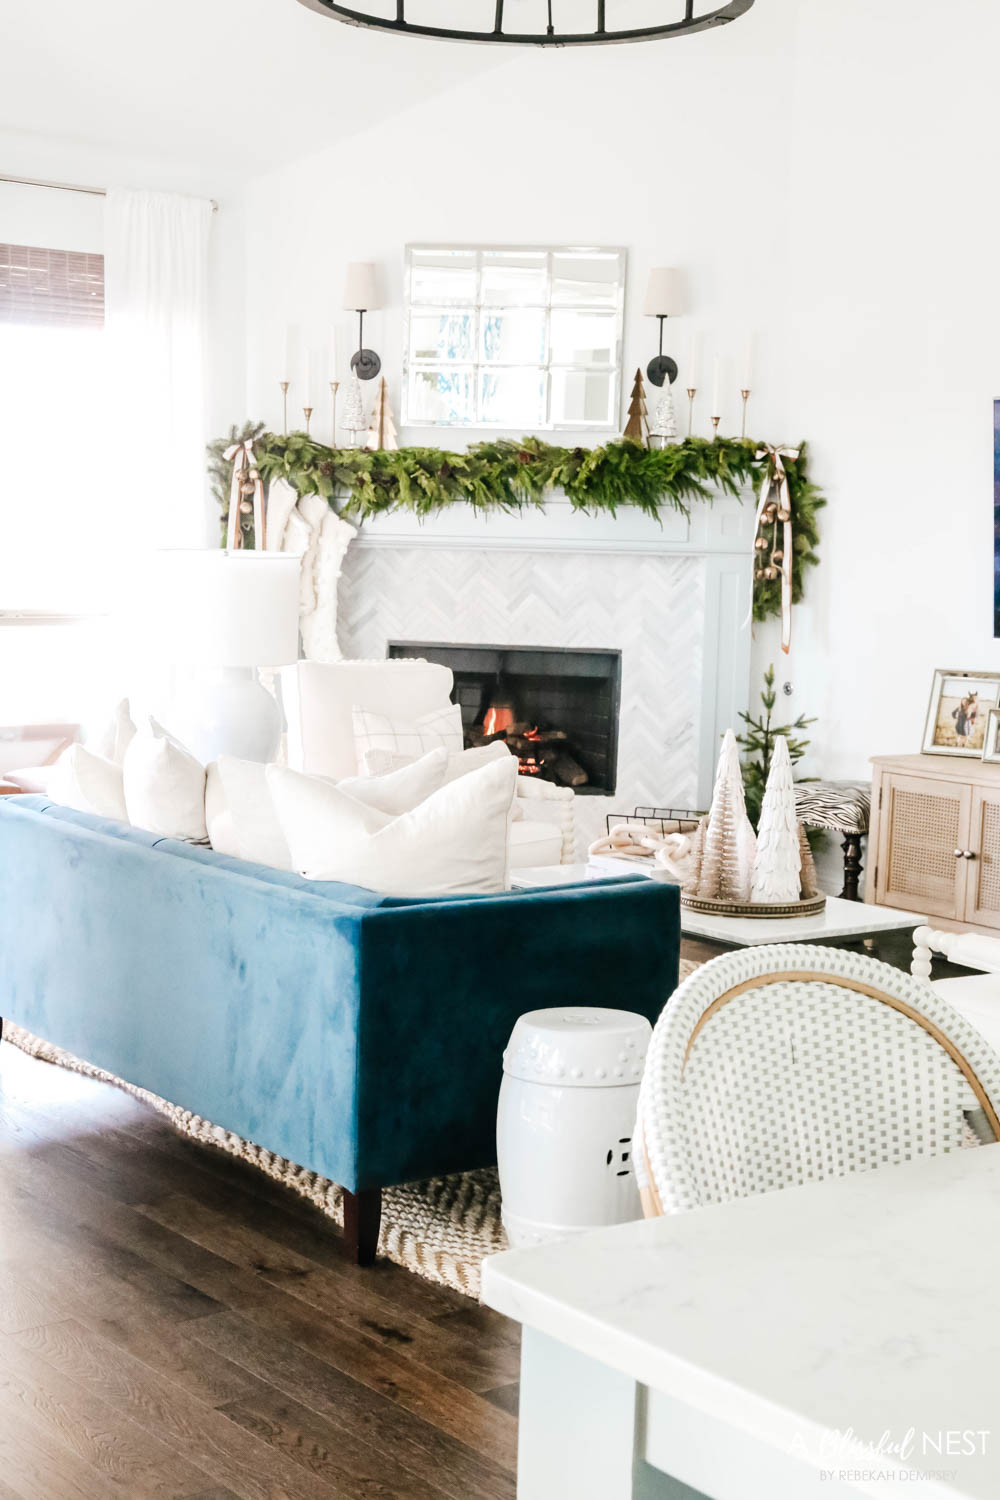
(281, 659), (576, 867)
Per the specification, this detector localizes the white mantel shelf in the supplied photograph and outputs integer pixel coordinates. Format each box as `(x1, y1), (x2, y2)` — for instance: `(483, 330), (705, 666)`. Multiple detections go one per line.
(355, 490), (757, 555)
(483, 1147), (1000, 1499)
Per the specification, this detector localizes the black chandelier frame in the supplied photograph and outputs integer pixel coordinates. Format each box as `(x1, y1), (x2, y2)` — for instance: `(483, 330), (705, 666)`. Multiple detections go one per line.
(295, 0), (755, 47)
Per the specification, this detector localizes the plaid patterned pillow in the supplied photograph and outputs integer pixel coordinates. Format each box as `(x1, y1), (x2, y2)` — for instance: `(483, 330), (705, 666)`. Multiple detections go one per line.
(352, 703), (464, 773)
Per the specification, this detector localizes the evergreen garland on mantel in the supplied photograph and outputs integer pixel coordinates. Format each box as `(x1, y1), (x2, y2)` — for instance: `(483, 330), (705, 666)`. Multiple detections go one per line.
(209, 425), (825, 624)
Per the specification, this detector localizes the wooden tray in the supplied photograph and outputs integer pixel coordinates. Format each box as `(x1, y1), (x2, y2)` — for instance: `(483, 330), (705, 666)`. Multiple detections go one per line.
(680, 892), (827, 920)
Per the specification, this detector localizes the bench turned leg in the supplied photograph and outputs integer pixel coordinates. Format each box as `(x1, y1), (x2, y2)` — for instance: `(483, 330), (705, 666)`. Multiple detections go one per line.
(840, 833), (864, 902)
(342, 1187), (382, 1266)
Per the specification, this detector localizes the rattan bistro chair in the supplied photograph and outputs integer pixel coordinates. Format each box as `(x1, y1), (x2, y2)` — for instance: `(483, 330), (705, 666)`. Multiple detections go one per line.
(635, 944), (1000, 1218)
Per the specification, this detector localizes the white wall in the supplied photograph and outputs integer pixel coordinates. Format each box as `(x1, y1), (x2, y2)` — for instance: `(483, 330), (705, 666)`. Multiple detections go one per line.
(240, 0), (1000, 784)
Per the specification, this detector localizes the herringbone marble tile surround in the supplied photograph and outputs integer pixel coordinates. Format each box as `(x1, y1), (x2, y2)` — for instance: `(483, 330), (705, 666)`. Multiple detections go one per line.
(338, 545), (704, 853)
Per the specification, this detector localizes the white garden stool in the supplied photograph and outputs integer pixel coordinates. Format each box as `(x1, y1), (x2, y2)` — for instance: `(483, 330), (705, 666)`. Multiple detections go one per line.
(497, 1006), (652, 1249)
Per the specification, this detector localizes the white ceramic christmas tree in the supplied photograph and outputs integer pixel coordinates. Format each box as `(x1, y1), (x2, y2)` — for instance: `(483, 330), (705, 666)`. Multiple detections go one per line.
(750, 735), (802, 902)
(342, 375), (366, 446)
(649, 386), (678, 442)
(690, 729), (757, 902)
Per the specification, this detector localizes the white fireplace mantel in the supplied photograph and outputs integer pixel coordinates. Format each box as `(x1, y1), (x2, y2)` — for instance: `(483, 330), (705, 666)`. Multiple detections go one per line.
(354, 490), (757, 557)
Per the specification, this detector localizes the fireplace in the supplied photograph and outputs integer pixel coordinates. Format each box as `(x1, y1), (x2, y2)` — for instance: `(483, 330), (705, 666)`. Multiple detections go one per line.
(387, 641), (622, 794)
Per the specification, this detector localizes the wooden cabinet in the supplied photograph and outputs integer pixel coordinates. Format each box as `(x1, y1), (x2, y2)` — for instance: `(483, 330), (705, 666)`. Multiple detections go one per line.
(869, 754), (1000, 933)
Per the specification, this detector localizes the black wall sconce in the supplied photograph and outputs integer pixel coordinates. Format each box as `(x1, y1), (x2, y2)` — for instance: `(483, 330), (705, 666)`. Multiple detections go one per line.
(644, 267), (685, 387)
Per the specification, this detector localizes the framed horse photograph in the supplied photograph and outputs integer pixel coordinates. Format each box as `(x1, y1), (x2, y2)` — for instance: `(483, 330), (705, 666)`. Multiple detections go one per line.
(922, 669), (1000, 757)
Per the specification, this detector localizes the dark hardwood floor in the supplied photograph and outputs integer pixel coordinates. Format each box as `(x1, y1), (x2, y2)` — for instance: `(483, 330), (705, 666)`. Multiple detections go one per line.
(0, 1038), (521, 1499)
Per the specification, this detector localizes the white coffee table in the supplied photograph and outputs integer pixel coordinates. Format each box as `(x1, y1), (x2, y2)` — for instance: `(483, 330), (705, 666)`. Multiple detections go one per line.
(511, 865), (925, 951)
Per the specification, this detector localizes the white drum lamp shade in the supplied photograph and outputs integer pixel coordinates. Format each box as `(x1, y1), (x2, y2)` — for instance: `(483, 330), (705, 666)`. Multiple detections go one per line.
(643, 267), (685, 317)
(147, 551), (301, 764)
(497, 1006), (653, 1249)
(342, 262), (380, 311)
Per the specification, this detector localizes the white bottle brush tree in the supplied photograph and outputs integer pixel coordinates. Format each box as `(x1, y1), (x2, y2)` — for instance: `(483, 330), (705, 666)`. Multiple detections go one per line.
(750, 734), (802, 902)
(694, 729), (757, 902)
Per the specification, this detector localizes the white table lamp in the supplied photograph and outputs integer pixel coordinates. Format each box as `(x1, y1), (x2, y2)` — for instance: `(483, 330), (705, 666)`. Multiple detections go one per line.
(149, 551), (301, 764)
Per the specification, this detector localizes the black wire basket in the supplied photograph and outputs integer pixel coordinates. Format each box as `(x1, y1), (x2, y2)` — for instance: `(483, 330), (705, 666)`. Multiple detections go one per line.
(605, 806), (704, 838)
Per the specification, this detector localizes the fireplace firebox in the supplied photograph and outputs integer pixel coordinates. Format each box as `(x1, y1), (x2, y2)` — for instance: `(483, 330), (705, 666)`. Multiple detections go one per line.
(387, 642), (622, 795)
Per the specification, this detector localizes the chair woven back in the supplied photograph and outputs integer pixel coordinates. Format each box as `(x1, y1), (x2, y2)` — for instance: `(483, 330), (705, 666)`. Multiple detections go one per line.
(636, 944), (1000, 1217)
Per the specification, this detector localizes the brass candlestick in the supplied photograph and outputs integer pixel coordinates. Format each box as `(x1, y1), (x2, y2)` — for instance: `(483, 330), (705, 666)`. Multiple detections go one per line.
(686, 387), (696, 437)
(329, 380), (340, 448)
(303, 406), (313, 436)
(740, 388), (751, 440)
(710, 415), (721, 440)
(279, 380), (290, 435)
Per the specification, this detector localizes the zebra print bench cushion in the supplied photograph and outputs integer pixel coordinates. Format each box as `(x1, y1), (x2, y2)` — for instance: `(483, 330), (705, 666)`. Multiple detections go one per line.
(794, 779), (871, 835)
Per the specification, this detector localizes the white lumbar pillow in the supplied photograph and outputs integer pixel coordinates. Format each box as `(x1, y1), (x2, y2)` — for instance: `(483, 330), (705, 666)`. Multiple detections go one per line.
(123, 719), (207, 841)
(208, 747), (450, 870)
(352, 702), (463, 770)
(49, 743), (128, 822)
(92, 698), (137, 766)
(267, 755), (518, 897)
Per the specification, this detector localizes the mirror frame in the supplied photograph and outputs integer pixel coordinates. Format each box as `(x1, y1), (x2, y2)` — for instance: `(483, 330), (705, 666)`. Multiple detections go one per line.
(402, 243), (627, 433)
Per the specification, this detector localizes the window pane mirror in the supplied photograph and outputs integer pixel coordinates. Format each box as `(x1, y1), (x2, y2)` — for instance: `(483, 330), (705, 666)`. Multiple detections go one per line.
(403, 244), (626, 431)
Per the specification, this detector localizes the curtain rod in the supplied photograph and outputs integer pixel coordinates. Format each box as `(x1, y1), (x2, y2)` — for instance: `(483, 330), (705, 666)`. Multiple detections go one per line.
(0, 173), (219, 212)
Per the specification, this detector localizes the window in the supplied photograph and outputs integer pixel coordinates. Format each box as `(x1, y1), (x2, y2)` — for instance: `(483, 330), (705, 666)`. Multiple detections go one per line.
(0, 229), (118, 722)
(0, 242), (105, 327)
(403, 245), (626, 431)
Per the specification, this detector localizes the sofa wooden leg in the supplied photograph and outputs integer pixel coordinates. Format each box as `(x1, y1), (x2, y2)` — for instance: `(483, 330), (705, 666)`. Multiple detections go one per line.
(342, 1187), (382, 1266)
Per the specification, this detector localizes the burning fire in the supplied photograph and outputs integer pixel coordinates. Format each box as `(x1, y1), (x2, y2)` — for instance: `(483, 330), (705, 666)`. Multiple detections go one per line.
(483, 705), (515, 736)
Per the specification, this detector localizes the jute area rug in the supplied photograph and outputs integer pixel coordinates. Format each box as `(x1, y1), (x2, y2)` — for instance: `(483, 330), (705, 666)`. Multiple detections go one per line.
(3, 962), (699, 1301)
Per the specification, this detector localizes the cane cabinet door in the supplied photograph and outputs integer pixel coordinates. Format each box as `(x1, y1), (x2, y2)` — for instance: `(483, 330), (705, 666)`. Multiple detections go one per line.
(875, 773), (971, 920)
(965, 787), (1000, 927)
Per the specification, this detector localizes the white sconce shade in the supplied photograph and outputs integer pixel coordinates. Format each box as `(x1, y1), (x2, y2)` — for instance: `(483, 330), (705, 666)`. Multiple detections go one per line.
(148, 552), (301, 668)
(643, 267), (685, 318)
(342, 261), (380, 312)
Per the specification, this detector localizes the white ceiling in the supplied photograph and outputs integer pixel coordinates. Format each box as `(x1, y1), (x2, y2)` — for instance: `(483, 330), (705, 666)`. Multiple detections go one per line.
(0, 0), (504, 188)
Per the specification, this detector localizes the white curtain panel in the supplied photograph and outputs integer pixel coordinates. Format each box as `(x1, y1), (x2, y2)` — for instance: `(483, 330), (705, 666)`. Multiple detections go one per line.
(105, 190), (213, 551)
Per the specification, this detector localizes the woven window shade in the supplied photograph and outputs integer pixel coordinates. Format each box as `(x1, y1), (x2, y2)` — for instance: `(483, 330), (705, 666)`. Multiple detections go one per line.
(0, 243), (104, 328)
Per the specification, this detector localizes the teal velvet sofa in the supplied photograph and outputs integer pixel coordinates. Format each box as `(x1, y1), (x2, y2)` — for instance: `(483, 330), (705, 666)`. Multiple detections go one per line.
(0, 795), (680, 1262)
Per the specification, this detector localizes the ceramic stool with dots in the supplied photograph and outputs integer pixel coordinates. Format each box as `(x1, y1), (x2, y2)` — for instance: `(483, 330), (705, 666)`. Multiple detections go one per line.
(496, 1007), (653, 1249)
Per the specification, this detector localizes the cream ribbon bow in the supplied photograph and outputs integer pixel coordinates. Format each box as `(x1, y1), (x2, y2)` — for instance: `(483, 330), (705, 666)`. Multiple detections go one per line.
(224, 440), (266, 551)
(749, 444), (799, 654)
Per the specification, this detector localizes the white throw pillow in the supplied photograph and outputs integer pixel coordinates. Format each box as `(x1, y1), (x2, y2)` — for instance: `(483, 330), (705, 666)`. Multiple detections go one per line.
(123, 719), (207, 842)
(204, 762), (245, 861)
(364, 738), (512, 784)
(267, 755), (517, 897)
(207, 748), (450, 871)
(352, 702), (463, 772)
(340, 747), (448, 816)
(49, 744), (128, 822)
(3, 764), (57, 794)
(92, 698), (137, 766)
(364, 739), (526, 819)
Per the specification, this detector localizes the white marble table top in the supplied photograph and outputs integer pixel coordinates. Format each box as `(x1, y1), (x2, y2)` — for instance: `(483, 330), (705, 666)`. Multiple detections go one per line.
(483, 1146), (1000, 1499)
(681, 893), (927, 945)
(510, 867), (925, 946)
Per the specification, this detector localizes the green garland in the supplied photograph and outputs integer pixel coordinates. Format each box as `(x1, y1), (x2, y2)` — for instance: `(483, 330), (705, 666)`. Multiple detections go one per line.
(209, 425), (824, 623)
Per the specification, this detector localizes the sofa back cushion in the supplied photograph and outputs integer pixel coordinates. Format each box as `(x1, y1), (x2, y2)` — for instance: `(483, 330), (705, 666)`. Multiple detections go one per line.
(282, 659), (454, 781)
